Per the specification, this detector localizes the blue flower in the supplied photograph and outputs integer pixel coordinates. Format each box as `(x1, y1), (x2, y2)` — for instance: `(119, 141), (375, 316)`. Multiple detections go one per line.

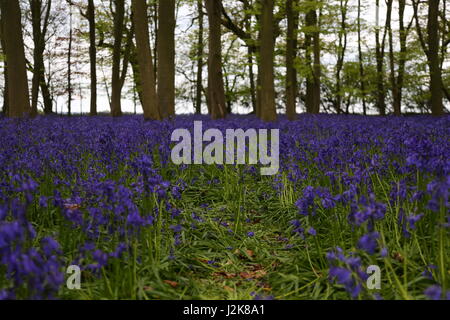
(357, 232), (379, 255)
(424, 285), (442, 300)
(308, 227), (317, 236)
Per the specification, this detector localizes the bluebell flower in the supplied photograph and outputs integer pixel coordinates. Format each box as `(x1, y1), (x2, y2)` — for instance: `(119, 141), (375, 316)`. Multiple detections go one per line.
(424, 285), (442, 300)
(308, 227), (317, 236)
(357, 232), (380, 255)
(170, 224), (182, 233)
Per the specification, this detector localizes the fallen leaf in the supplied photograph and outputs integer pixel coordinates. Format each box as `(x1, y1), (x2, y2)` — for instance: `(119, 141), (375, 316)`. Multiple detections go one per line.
(393, 252), (404, 263)
(239, 269), (267, 280)
(213, 271), (237, 279)
(224, 285), (234, 292)
(163, 280), (178, 288)
(64, 203), (81, 211)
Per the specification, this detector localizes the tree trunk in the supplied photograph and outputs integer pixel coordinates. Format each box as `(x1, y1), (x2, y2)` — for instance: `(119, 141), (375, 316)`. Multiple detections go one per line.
(152, 0), (158, 81)
(205, 0), (227, 119)
(129, 43), (144, 107)
(31, 0), (52, 115)
(0, 0), (31, 118)
(357, 0), (367, 115)
(0, 13), (9, 115)
(335, 0), (348, 114)
(393, 0), (408, 116)
(131, 0), (160, 120)
(195, 0), (204, 115)
(88, 0), (97, 116)
(259, 0), (277, 121)
(387, 0), (399, 115)
(243, 0), (257, 115)
(428, 0), (443, 115)
(111, 0), (125, 117)
(68, 3), (73, 116)
(312, 16), (321, 115)
(286, 0), (298, 120)
(40, 74), (52, 114)
(375, 0), (387, 115)
(30, 0), (42, 116)
(305, 7), (321, 114)
(158, 0), (176, 118)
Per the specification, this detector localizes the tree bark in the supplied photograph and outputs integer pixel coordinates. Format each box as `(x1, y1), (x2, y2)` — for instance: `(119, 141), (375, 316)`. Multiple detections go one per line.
(158, 0), (176, 118)
(357, 0), (367, 115)
(68, 3), (73, 116)
(305, 7), (321, 114)
(0, 0), (31, 118)
(129, 43), (144, 107)
(195, 0), (204, 115)
(259, 0), (277, 121)
(131, 0), (161, 120)
(87, 0), (97, 116)
(111, 0), (125, 117)
(205, 0), (227, 119)
(335, 0), (348, 114)
(0, 13), (8, 115)
(312, 14), (321, 115)
(286, 0), (298, 120)
(428, 0), (444, 115)
(375, 0), (388, 116)
(386, 0), (400, 116)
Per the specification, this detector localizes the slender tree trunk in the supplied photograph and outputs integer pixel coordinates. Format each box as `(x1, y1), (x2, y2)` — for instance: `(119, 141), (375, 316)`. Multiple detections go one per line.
(111, 0), (124, 117)
(33, 0), (52, 115)
(286, 0), (298, 120)
(335, 0), (348, 114)
(67, 3), (73, 116)
(242, 0), (257, 115)
(119, 23), (134, 91)
(205, 0), (227, 119)
(248, 47), (257, 115)
(40, 74), (52, 113)
(195, 0), (204, 114)
(386, 0), (400, 116)
(256, 22), (262, 118)
(158, 0), (176, 118)
(87, 0), (97, 115)
(394, 0), (408, 116)
(259, 0), (276, 121)
(357, 0), (367, 115)
(30, 0), (42, 116)
(305, 7), (321, 114)
(152, 0), (158, 81)
(129, 43), (144, 107)
(256, 65), (262, 117)
(0, 0), (31, 118)
(375, 0), (387, 115)
(312, 14), (321, 115)
(0, 13), (8, 115)
(1, 58), (8, 116)
(131, 0), (160, 120)
(428, 0), (443, 115)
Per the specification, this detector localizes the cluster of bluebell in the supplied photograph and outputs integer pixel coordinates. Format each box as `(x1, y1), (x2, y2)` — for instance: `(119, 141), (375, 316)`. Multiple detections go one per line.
(0, 114), (448, 299)
(0, 175), (64, 299)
